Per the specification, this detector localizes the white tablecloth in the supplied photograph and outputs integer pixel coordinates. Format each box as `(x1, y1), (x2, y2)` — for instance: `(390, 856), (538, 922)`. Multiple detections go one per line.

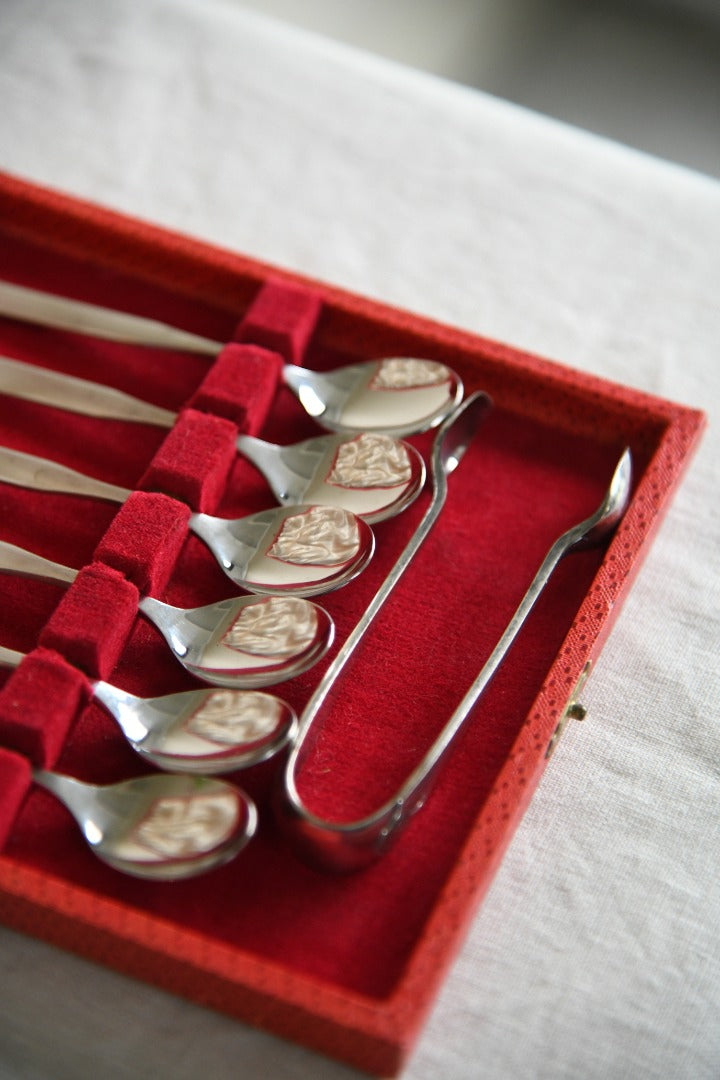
(1, 2), (718, 1077)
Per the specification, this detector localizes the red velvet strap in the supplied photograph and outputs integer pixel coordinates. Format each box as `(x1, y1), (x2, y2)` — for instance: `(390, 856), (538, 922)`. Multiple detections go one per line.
(234, 279), (322, 364)
(0, 648), (89, 768)
(38, 563), (140, 679)
(187, 343), (283, 435)
(138, 408), (238, 513)
(0, 747), (32, 849)
(94, 491), (191, 595)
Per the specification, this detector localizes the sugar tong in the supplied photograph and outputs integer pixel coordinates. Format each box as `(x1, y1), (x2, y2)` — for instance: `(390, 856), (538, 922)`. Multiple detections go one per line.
(280, 393), (632, 870)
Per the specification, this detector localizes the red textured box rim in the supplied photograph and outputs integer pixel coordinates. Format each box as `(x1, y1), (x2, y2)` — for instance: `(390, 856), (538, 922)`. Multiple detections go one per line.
(0, 170), (706, 1076)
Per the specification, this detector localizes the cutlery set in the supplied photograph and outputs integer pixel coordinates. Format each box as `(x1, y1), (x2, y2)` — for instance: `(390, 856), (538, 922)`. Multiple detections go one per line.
(0, 282), (631, 878)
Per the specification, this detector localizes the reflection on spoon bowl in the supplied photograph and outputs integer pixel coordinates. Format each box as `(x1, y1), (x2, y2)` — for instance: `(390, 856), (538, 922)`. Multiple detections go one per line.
(284, 356), (463, 438)
(0, 443), (375, 598)
(141, 592), (334, 688)
(236, 431), (426, 524)
(32, 769), (258, 880)
(0, 541), (335, 690)
(95, 684), (298, 773)
(191, 504), (375, 597)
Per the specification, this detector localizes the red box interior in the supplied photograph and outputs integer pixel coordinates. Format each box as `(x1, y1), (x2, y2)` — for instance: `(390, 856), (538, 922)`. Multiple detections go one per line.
(0, 173), (704, 1074)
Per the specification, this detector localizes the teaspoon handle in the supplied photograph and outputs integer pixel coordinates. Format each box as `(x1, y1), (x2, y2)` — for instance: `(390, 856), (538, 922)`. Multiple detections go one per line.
(0, 644), (24, 669)
(234, 433), (283, 475)
(136, 595), (187, 649)
(0, 281), (222, 355)
(31, 768), (93, 820)
(0, 539), (77, 586)
(0, 446), (130, 504)
(90, 679), (140, 719)
(235, 433), (333, 506)
(0, 355), (177, 428)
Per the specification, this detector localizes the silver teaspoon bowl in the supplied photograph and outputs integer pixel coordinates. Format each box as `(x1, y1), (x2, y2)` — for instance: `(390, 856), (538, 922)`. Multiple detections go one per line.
(140, 592), (334, 688)
(0, 541), (335, 688)
(0, 356), (425, 522)
(94, 684), (297, 772)
(235, 431), (426, 524)
(189, 503), (374, 596)
(0, 646), (297, 773)
(0, 446), (374, 597)
(32, 768), (257, 879)
(283, 357), (464, 438)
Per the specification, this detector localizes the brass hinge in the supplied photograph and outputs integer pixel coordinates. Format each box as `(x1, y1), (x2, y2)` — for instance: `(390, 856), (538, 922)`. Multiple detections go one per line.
(545, 661), (591, 759)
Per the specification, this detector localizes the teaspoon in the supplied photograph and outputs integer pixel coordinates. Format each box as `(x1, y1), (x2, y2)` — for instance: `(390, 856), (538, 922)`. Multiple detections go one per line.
(31, 767), (257, 879)
(0, 645), (297, 773)
(0, 540), (333, 688)
(0, 283), (463, 436)
(0, 355), (425, 523)
(0, 445), (374, 597)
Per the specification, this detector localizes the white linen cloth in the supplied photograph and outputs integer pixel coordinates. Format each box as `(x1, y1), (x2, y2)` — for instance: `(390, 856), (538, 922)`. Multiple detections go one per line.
(0, 2), (718, 1078)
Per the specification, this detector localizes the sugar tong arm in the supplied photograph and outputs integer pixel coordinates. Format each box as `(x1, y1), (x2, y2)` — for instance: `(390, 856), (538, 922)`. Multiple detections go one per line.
(280, 391), (493, 867)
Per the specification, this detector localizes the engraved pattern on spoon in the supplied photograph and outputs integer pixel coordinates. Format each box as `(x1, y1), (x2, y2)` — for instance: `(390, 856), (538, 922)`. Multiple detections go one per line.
(184, 689), (283, 746)
(122, 791), (241, 860)
(220, 595), (318, 657)
(267, 505), (359, 565)
(369, 357), (452, 390)
(325, 433), (412, 489)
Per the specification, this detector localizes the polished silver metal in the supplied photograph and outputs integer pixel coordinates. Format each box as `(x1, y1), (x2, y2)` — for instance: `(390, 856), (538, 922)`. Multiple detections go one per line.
(0, 645), (297, 773)
(234, 431), (426, 523)
(281, 437), (632, 871)
(0, 356), (425, 522)
(0, 354), (177, 427)
(138, 592), (333, 688)
(0, 280), (220, 354)
(0, 283), (463, 435)
(281, 357), (463, 437)
(0, 540), (334, 688)
(31, 767), (258, 879)
(188, 504), (373, 595)
(0, 446), (374, 596)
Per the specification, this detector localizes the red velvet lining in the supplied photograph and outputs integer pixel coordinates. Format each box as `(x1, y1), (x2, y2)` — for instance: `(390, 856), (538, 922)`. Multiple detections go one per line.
(0, 224), (624, 998)
(139, 410), (240, 516)
(137, 409), (238, 515)
(0, 200), (700, 1041)
(38, 563), (139, 679)
(234, 279), (323, 364)
(0, 747), (32, 849)
(93, 491), (191, 595)
(0, 647), (89, 768)
(187, 343), (284, 435)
